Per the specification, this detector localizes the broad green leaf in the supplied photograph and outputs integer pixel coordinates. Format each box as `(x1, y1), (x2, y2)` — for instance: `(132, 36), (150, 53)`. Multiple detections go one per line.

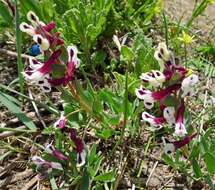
(0, 92), (37, 131)
(96, 128), (113, 139)
(94, 170), (115, 182)
(192, 158), (202, 178)
(189, 144), (200, 159)
(204, 152), (215, 174)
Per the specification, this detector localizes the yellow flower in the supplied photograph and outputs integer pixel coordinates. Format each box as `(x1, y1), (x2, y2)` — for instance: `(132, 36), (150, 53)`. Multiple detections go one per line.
(178, 31), (195, 45)
(154, 0), (163, 14)
(208, 0), (215, 4)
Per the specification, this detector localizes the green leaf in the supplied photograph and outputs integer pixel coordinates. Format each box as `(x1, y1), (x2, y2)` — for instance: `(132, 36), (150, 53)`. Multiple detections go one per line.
(19, 0), (43, 20)
(52, 64), (66, 78)
(162, 154), (175, 169)
(204, 152), (215, 174)
(192, 158), (202, 178)
(80, 169), (90, 190)
(0, 92), (37, 131)
(94, 170), (115, 182)
(204, 174), (215, 190)
(96, 128), (113, 140)
(163, 95), (179, 107)
(0, 2), (13, 24)
(121, 45), (134, 62)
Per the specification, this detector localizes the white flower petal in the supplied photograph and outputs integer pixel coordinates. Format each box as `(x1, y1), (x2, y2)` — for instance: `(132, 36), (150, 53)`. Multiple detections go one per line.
(27, 11), (40, 25)
(29, 58), (42, 70)
(76, 150), (87, 167)
(142, 112), (163, 129)
(45, 144), (54, 154)
(174, 123), (187, 137)
(143, 94), (155, 109)
(19, 22), (35, 36)
(33, 34), (50, 51)
(32, 156), (45, 166)
(50, 162), (63, 170)
(162, 137), (175, 154)
(113, 35), (121, 51)
(67, 45), (80, 68)
(163, 107), (175, 126)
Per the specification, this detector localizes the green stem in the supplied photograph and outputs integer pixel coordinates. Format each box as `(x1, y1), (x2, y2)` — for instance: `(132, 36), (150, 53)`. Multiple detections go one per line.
(14, 0), (24, 96)
(162, 11), (169, 47)
(120, 71), (128, 142)
(184, 44), (188, 67)
(186, 0), (208, 28)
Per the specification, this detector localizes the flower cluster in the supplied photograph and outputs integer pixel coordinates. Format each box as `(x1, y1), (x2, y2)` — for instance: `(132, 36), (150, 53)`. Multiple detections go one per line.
(136, 42), (198, 153)
(32, 113), (86, 179)
(20, 11), (80, 92)
(54, 114), (87, 167)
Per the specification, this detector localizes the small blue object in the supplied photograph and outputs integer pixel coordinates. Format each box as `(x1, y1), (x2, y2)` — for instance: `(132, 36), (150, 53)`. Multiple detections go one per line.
(29, 44), (41, 56)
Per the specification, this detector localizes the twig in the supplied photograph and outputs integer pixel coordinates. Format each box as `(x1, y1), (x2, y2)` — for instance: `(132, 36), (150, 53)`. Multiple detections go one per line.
(0, 126), (26, 139)
(146, 161), (158, 186)
(10, 169), (33, 184)
(158, 177), (173, 190)
(0, 48), (32, 59)
(28, 89), (46, 128)
(113, 155), (128, 190)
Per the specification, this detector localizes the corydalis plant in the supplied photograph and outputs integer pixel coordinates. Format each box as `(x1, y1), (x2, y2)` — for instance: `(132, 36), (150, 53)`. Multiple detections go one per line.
(136, 42), (198, 152)
(20, 11), (80, 92)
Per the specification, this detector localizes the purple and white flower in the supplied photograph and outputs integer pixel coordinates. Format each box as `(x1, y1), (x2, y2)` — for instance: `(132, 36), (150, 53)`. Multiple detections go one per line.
(54, 112), (67, 130)
(174, 101), (187, 136)
(141, 112), (165, 130)
(136, 84), (181, 109)
(45, 144), (68, 161)
(181, 74), (199, 97)
(69, 129), (87, 167)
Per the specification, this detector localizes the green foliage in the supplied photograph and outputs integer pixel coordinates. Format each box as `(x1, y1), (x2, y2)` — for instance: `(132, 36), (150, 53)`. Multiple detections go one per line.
(62, 0), (112, 47)
(0, 1), (13, 25)
(1, 0), (215, 189)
